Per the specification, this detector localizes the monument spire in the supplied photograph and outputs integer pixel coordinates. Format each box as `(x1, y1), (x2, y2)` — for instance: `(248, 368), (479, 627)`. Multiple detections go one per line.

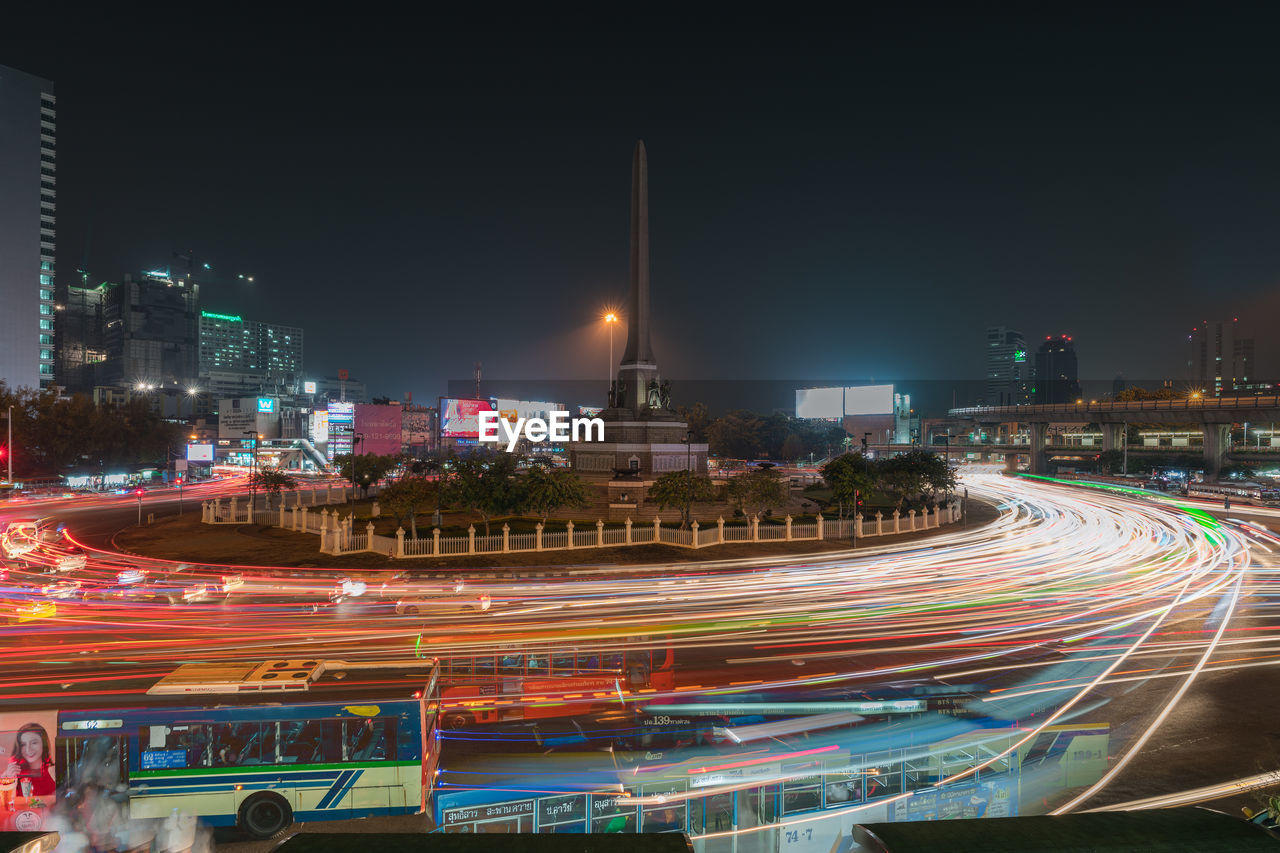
(621, 139), (654, 367)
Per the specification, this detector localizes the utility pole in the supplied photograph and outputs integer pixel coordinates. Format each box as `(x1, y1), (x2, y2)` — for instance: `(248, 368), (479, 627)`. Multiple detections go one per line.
(1122, 420), (1128, 476)
(685, 431), (693, 529)
(6, 405), (11, 485)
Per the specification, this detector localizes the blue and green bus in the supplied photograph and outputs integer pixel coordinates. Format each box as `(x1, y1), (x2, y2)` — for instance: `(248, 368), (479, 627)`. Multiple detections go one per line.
(8, 659), (442, 839)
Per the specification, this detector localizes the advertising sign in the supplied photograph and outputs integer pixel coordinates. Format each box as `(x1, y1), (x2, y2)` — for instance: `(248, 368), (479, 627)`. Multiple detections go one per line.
(440, 398), (497, 439)
(327, 402), (356, 461)
(186, 444), (214, 462)
(304, 381), (317, 394)
(256, 397), (276, 413)
(843, 384), (895, 415)
(355, 404), (404, 456)
(0, 709), (58, 829)
(578, 405), (604, 418)
(796, 387), (844, 419)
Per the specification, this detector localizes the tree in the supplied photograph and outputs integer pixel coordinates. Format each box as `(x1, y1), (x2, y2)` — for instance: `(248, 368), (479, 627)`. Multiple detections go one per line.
(676, 402), (712, 442)
(821, 453), (876, 518)
(443, 450), (525, 535)
(706, 411), (764, 459)
(1113, 386), (1183, 402)
(725, 467), (788, 520)
(379, 475), (438, 539)
(646, 470), (718, 528)
(522, 464), (591, 523)
(249, 468), (299, 509)
(334, 453), (399, 496)
(877, 450), (955, 509)
(1096, 449), (1126, 474)
(779, 434), (806, 462)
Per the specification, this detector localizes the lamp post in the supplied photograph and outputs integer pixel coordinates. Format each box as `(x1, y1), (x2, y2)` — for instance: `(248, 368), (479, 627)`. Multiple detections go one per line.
(352, 432), (365, 504)
(1122, 420), (1128, 476)
(6, 404), (11, 485)
(685, 430), (693, 529)
(243, 430), (257, 511)
(604, 312), (618, 398)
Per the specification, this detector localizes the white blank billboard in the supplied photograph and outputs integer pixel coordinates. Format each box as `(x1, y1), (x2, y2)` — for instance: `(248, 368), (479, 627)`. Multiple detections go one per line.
(186, 444), (214, 462)
(796, 387), (844, 419)
(843, 385), (894, 415)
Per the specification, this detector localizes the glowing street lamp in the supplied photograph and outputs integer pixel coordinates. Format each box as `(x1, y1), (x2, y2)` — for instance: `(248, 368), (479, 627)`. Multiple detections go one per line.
(604, 311), (619, 395)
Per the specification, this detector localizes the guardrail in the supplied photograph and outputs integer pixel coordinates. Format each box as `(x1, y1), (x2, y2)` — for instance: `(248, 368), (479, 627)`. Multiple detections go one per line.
(950, 394), (1280, 417)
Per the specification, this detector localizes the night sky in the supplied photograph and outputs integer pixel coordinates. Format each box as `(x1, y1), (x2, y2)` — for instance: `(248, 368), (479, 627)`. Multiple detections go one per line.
(5, 7), (1280, 404)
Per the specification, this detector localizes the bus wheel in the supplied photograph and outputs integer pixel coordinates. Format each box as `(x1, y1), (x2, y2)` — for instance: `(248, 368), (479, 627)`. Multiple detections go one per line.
(238, 791), (293, 839)
(444, 711), (474, 730)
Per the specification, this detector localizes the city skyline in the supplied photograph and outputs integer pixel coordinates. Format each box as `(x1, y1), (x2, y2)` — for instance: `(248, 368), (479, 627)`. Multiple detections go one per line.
(3, 8), (1280, 402)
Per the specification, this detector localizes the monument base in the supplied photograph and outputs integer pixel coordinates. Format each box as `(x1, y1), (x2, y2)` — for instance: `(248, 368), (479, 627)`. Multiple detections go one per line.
(570, 419), (708, 479)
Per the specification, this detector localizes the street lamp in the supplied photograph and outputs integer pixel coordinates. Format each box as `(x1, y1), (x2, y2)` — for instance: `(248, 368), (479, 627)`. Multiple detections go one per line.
(243, 430), (258, 511)
(351, 432), (365, 503)
(604, 311), (619, 398)
(684, 431), (693, 529)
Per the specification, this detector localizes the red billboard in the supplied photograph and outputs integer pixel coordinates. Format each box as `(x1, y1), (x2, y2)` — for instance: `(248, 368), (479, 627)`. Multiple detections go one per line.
(355, 404), (404, 456)
(440, 398), (497, 439)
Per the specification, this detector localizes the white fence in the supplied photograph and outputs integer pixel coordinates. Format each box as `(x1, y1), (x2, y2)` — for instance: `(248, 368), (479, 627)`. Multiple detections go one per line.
(201, 494), (963, 559)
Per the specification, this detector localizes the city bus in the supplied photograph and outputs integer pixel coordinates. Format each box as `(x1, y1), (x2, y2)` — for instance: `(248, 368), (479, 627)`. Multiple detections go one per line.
(431, 717), (1111, 850)
(415, 636), (676, 729)
(0, 658), (442, 839)
(1185, 481), (1280, 505)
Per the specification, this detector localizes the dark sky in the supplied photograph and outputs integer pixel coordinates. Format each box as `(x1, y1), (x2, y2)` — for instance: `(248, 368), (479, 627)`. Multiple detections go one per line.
(5, 6), (1280, 403)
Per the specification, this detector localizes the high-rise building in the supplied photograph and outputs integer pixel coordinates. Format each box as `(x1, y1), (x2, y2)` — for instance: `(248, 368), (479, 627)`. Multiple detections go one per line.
(985, 326), (1029, 406)
(0, 64), (56, 391)
(198, 311), (304, 395)
(54, 278), (110, 394)
(1189, 319), (1254, 397)
(1033, 335), (1081, 404)
(98, 271), (200, 389)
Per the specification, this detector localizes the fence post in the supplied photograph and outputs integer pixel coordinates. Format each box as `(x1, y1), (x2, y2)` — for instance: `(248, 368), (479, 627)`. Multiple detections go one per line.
(717, 516), (725, 544)
(856, 513), (864, 538)
(784, 515), (793, 541)
(908, 509), (916, 531)
(366, 522), (376, 548)
(279, 504), (287, 528)
(751, 517), (759, 541)
(595, 519), (604, 548)
(300, 506), (309, 532)
(467, 525), (476, 555)
(653, 516), (662, 543)
(815, 513), (824, 541)
(325, 485), (332, 504)
(892, 510), (900, 534)
(691, 520), (700, 548)
(289, 506), (298, 530)
(228, 496), (237, 521)
(876, 511), (884, 536)
(396, 526), (405, 557)
(371, 500), (381, 518)
(566, 521), (575, 550)
(310, 488), (317, 506)
(624, 518), (633, 545)
(433, 527), (441, 556)
(536, 522), (544, 551)
(502, 523), (510, 553)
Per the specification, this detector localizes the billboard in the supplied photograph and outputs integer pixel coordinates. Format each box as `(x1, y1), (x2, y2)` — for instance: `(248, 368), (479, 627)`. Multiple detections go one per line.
(303, 381), (317, 394)
(327, 402), (356, 461)
(186, 444), (214, 462)
(578, 405), (604, 417)
(844, 384), (894, 415)
(796, 387), (844, 419)
(494, 399), (567, 425)
(0, 709), (58, 828)
(441, 398), (497, 439)
(256, 397), (276, 413)
(355, 404), (404, 456)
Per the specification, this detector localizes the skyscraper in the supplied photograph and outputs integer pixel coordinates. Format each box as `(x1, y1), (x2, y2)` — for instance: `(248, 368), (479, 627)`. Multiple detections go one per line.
(0, 64), (56, 391)
(198, 310), (304, 398)
(1189, 319), (1253, 397)
(98, 272), (200, 389)
(985, 326), (1029, 406)
(1033, 335), (1081, 404)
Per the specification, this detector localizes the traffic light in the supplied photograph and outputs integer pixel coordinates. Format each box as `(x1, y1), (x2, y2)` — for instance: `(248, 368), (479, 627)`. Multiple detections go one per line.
(175, 475), (183, 485)
(855, 489), (864, 509)
(135, 488), (144, 497)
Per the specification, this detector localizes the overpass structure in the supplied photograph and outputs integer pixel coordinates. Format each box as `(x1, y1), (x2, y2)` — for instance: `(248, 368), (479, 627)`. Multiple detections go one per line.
(943, 395), (1280, 476)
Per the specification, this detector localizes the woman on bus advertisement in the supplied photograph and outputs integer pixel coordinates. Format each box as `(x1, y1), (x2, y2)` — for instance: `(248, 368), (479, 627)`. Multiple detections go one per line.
(0, 712), (58, 831)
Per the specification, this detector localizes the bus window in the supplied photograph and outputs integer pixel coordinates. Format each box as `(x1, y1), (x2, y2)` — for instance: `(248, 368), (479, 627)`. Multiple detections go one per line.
(449, 656), (473, 676)
(527, 652), (550, 675)
(863, 761), (903, 799)
(498, 653), (525, 675)
(348, 717), (396, 761)
(58, 735), (128, 786)
(279, 720), (343, 764)
(691, 792), (733, 835)
(552, 652), (575, 675)
(625, 651), (650, 686)
(579, 652), (601, 673)
(603, 652), (624, 672)
(475, 655), (496, 676)
(210, 722), (277, 766)
(139, 724), (212, 770)
(782, 761), (823, 814)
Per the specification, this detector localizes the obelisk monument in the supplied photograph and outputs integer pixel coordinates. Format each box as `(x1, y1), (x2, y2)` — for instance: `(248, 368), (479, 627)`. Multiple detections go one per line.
(570, 141), (708, 495)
